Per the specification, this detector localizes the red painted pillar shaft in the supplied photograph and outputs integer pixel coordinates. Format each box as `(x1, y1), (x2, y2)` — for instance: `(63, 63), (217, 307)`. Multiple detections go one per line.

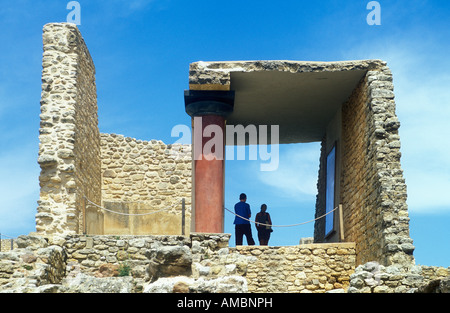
(193, 115), (225, 233)
(184, 89), (234, 234)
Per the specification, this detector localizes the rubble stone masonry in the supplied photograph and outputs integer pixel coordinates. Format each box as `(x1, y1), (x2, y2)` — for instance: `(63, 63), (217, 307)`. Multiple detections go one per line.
(315, 65), (414, 267)
(1, 234), (447, 293)
(340, 68), (413, 266)
(100, 133), (192, 235)
(234, 243), (356, 293)
(37, 23), (101, 236)
(36, 24), (191, 237)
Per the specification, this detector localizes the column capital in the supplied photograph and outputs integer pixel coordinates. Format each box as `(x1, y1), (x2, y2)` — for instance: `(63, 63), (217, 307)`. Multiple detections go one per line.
(184, 90), (235, 118)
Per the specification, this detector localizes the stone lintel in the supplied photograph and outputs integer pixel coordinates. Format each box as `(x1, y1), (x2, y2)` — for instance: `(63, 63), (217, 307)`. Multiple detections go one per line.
(189, 59), (387, 88)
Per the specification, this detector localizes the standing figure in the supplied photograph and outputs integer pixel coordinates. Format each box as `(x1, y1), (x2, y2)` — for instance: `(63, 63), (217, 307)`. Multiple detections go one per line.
(233, 193), (255, 246)
(255, 204), (272, 246)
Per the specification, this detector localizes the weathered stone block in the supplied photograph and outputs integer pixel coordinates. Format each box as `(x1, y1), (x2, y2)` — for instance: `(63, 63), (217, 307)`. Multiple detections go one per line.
(38, 155), (58, 167)
(147, 245), (193, 281)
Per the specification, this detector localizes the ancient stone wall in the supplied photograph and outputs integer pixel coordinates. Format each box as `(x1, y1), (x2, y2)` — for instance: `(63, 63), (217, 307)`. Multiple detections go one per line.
(100, 133), (192, 235)
(0, 235), (66, 292)
(341, 68), (413, 266)
(315, 65), (414, 267)
(234, 243), (356, 293)
(37, 23), (101, 236)
(36, 24), (192, 237)
(2, 234), (446, 293)
(340, 74), (384, 265)
(348, 261), (449, 293)
(365, 68), (413, 266)
(0, 239), (17, 252)
(73, 27), (102, 235)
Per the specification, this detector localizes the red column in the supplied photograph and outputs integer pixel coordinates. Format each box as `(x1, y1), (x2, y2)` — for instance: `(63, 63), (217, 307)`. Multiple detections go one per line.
(193, 115), (225, 233)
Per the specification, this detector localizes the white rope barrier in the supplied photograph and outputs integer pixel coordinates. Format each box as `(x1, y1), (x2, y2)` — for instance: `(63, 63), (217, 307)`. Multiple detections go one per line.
(83, 194), (337, 227)
(224, 206), (339, 228)
(0, 233), (14, 239)
(83, 196), (182, 216)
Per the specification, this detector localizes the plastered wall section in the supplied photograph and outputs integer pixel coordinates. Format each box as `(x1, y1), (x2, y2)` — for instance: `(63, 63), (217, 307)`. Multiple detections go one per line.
(314, 67), (413, 267)
(100, 133), (192, 235)
(37, 23), (101, 236)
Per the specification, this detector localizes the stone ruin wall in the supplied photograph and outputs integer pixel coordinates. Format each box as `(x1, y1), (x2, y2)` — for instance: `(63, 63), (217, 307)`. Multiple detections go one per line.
(190, 59), (415, 268)
(235, 243), (356, 292)
(29, 23), (449, 294)
(37, 23), (101, 236)
(37, 24), (413, 265)
(0, 240), (18, 252)
(73, 31), (102, 236)
(343, 74), (382, 265)
(1, 234), (448, 293)
(37, 23), (191, 237)
(100, 133), (192, 235)
(315, 66), (414, 267)
(0, 234), (357, 293)
(341, 67), (413, 267)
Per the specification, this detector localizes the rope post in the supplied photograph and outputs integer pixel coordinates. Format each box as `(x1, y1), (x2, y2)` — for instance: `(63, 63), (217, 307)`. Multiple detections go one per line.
(0, 233), (2, 252)
(83, 195), (87, 235)
(10, 238), (13, 251)
(338, 204), (345, 241)
(181, 198), (185, 236)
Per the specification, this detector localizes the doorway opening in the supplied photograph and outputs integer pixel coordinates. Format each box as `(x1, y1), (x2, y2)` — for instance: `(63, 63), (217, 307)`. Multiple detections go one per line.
(224, 142), (321, 247)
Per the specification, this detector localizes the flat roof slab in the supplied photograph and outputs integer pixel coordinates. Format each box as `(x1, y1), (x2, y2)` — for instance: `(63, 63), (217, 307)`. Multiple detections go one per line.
(189, 60), (386, 144)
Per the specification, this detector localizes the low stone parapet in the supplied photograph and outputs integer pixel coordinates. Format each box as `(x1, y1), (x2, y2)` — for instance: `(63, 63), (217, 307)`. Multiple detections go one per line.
(1, 234), (447, 293)
(348, 261), (450, 293)
(233, 242), (356, 293)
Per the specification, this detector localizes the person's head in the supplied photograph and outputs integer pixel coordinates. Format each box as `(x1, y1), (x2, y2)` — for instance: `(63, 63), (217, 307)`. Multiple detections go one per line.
(239, 193), (247, 202)
(260, 204), (267, 212)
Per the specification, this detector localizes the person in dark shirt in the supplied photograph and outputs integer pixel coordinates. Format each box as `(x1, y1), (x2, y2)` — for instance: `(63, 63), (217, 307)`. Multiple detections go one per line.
(255, 204), (272, 246)
(233, 193), (255, 246)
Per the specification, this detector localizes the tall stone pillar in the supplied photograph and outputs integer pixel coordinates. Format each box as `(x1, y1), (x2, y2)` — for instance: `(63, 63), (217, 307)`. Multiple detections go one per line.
(184, 90), (234, 233)
(38, 23), (101, 236)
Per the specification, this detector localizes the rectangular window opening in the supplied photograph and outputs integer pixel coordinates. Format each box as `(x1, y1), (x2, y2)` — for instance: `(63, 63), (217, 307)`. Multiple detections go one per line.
(325, 145), (336, 237)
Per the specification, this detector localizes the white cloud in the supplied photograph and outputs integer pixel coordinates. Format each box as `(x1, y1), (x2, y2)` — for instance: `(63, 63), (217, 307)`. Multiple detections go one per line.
(342, 35), (450, 214)
(404, 168), (450, 213)
(255, 143), (321, 202)
(398, 79), (450, 213)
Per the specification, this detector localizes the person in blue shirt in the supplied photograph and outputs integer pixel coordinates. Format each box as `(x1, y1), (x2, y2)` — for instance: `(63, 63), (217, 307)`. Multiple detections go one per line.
(233, 193), (255, 246)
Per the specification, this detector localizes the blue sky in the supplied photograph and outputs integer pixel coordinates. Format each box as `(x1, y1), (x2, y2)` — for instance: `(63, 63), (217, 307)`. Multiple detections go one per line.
(0, 1), (448, 267)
